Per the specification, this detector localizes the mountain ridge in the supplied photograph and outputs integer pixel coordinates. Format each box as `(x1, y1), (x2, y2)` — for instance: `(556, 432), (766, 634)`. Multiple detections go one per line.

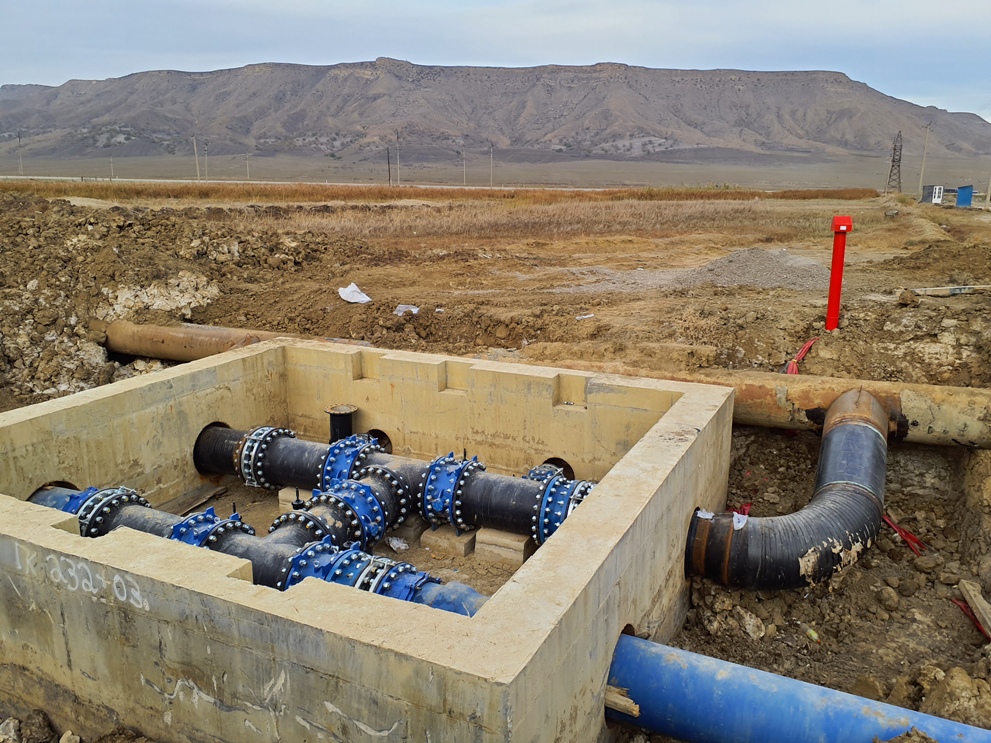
(1, 59), (988, 164)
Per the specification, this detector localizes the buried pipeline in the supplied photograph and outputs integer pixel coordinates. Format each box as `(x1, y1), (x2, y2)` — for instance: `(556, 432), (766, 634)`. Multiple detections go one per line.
(102, 319), (991, 448)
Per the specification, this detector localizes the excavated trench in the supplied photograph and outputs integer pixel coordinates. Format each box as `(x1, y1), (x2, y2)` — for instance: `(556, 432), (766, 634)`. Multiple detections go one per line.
(3, 190), (991, 739)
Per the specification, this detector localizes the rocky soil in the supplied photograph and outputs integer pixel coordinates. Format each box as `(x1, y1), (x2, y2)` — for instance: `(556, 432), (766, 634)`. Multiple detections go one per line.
(2, 190), (991, 741)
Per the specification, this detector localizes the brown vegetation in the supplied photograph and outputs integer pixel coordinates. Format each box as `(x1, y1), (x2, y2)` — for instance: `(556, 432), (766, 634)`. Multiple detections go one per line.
(0, 179), (876, 205)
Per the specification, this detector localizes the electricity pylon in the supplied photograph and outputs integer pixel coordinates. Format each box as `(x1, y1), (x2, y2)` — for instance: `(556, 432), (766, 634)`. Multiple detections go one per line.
(885, 131), (902, 194)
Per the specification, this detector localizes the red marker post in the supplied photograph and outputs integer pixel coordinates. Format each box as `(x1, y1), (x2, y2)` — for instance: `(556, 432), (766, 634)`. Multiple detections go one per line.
(825, 216), (853, 331)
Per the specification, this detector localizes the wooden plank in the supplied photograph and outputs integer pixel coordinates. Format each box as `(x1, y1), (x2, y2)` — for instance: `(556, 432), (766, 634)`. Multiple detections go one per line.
(958, 580), (991, 642)
(604, 685), (640, 718)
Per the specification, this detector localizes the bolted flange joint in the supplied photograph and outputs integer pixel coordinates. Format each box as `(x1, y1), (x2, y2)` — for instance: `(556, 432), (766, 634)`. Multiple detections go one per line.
(236, 426), (296, 489)
(354, 464), (410, 529)
(202, 512), (256, 549)
(419, 453), (486, 533)
(267, 509), (330, 541)
(319, 433), (382, 488)
(307, 479), (387, 550)
(531, 476), (595, 545)
(77, 486), (150, 538)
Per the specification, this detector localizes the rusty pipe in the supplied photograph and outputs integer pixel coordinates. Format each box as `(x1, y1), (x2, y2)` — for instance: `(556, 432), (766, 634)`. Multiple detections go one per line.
(101, 321), (991, 448)
(536, 358), (991, 448)
(103, 320), (296, 362)
(102, 320), (368, 362)
(686, 389), (889, 589)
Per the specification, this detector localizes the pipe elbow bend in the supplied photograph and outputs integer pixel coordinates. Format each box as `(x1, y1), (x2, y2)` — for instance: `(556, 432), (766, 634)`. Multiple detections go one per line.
(686, 389), (889, 590)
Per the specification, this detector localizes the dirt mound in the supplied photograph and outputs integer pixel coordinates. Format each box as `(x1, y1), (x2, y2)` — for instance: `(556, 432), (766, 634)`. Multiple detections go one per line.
(682, 247), (830, 289)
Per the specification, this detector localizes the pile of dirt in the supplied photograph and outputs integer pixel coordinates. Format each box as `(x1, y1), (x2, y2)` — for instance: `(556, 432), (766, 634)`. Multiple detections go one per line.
(681, 247), (831, 289)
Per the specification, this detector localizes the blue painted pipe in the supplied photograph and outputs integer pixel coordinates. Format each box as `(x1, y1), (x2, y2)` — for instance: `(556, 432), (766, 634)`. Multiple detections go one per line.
(413, 581), (488, 617)
(607, 635), (991, 742)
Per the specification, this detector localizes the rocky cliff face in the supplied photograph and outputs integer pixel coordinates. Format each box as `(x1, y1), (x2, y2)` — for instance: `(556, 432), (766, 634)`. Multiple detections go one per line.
(1, 59), (989, 162)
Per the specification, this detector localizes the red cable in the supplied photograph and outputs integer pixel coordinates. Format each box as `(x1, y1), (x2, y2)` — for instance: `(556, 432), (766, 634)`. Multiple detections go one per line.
(882, 514), (926, 556)
(786, 337), (819, 375)
(952, 598), (991, 641)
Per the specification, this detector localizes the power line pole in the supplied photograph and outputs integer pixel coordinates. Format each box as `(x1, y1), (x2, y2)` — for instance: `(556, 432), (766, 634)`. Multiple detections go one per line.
(193, 136), (200, 180)
(17, 131), (23, 176)
(985, 160), (991, 211)
(245, 152), (250, 180)
(204, 140), (209, 181)
(396, 130), (401, 186)
(918, 121), (932, 195)
(490, 144), (493, 188)
(463, 142), (467, 186)
(884, 131), (902, 194)
(110, 156), (115, 181)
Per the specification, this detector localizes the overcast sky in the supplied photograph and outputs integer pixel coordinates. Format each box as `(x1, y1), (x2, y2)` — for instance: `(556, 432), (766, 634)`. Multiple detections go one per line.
(4, 0), (989, 120)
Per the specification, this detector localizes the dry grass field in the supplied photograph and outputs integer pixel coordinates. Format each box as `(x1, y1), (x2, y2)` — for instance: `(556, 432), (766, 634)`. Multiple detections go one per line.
(3, 179), (991, 739)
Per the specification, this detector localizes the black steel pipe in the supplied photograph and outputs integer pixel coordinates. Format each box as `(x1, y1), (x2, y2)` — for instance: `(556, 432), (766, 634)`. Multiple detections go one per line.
(194, 425), (589, 545)
(27, 485), (488, 615)
(328, 404), (357, 444)
(685, 389), (889, 589)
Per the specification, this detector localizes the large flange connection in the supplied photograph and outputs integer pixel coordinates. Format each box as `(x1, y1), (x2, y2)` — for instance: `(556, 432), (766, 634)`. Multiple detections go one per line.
(527, 468), (595, 545)
(237, 426), (296, 489)
(169, 507), (256, 547)
(319, 434), (382, 489)
(304, 480), (387, 550)
(279, 538), (437, 598)
(267, 509), (331, 540)
(76, 487), (150, 538)
(60, 486), (100, 515)
(420, 454), (486, 533)
(354, 464), (411, 530)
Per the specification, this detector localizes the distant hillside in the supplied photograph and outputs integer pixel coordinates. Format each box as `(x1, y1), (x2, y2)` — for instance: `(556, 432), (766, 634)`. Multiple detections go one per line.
(1, 59), (989, 164)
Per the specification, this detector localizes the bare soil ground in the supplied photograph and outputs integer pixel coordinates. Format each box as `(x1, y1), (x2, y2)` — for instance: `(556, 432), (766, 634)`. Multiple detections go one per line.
(2, 186), (991, 740)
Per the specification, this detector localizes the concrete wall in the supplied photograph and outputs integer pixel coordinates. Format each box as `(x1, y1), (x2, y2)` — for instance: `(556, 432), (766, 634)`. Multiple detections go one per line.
(0, 340), (732, 742)
(0, 347), (287, 505)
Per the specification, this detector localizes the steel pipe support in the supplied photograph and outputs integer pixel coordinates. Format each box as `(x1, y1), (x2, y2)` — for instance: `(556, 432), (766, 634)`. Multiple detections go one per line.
(607, 635), (991, 742)
(686, 389), (889, 589)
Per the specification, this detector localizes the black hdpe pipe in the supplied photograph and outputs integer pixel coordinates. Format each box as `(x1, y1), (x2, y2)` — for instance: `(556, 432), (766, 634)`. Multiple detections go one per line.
(686, 388), (888, 589)
(28, 484), (486, 616)
(194, 425), (593, 546)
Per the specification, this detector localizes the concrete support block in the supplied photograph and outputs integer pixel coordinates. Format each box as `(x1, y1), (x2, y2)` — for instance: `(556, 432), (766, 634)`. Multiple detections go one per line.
(420, 525), (476, 557)
(389, 516), (431, 546)
(475, 528), (536, 567)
